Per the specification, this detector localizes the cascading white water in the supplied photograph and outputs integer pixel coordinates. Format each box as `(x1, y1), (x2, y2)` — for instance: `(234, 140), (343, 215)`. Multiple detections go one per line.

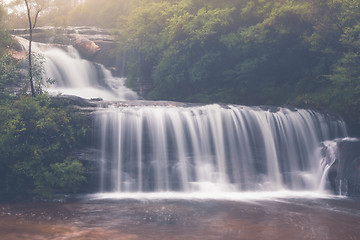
(15, 36), (138, 101)
(95, 104), (347, 193)
(319, 140), (339, 192)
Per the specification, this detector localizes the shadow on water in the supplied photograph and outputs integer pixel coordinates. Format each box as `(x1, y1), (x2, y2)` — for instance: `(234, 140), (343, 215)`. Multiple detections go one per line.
(0, 196), (359, 240)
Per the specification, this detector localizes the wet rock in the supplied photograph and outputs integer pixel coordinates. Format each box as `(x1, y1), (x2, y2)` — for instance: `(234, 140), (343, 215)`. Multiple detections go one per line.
(322, 138), (360, 197)
(92, 40), (117, 69)
(90, 98), (103, 102)
(73, 37), (101, 60)
(54, 95), (97, 108)
(337, 139), (360, 197)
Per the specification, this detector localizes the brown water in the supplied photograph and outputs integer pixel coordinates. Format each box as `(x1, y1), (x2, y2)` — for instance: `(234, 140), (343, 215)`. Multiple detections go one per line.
(0, 197), (359, 240)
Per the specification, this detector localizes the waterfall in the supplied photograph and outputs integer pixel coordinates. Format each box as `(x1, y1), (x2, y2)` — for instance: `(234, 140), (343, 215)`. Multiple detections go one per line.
(95, 104), (347, 193)
(14, 36), (349, 196)
(15, 36), (138, 101)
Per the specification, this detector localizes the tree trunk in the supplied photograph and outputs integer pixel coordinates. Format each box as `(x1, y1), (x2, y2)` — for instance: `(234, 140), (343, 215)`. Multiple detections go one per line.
(28, 26), (36, 97)
(24, 0), (36, 97)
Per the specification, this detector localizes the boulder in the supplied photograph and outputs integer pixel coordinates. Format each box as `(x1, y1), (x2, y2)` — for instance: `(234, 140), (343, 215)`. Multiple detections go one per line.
(337, 139), (360, 197)
(322, 138), (360, 197)
(72, 37), (101, 60)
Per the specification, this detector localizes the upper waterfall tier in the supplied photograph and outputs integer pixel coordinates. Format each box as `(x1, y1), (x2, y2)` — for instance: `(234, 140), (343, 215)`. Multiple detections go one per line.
(15, 36), (138, 101)
(95, 104), (347, 193)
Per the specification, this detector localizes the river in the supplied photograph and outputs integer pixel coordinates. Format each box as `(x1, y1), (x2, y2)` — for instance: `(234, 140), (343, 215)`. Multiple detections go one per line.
(1, 195), (359, 240)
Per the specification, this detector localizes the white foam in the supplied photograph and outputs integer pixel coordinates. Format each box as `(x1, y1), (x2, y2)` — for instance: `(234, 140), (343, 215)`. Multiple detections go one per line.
(86, 191), (334, 202)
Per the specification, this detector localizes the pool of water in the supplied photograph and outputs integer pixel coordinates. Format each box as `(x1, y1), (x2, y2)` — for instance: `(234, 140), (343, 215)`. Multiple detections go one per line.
(0, 194), (359, 240)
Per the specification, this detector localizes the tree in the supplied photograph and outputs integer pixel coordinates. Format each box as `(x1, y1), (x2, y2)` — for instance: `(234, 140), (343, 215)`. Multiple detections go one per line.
(0, 5), (13, 56)
(24, 0), (42, 97)
(0, 95), (90, 200)
(0, 5), (18, 102)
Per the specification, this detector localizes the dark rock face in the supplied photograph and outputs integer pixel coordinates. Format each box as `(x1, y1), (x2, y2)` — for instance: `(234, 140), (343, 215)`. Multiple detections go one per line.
(337, 139), (360, 197)
(92, 40), (118, 70)
(322, 138), (360, 197)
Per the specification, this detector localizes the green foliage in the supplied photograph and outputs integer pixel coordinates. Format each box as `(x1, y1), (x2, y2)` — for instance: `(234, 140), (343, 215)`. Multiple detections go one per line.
(28, 52), (55, 95)
(0, 5), (13, 54)
(0, 5), (90, 200)
(117, 0), (360, 134)
(0, 95), (90, 200)
(120, 0), (234, 100)
(0, 52), (19, 99)
(0, 5), (18, 102)
(49, 158), (87, 194)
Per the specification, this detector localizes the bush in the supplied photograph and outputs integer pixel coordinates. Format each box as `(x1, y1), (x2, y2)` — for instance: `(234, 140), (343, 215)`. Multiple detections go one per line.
(0, 94), (90, 201)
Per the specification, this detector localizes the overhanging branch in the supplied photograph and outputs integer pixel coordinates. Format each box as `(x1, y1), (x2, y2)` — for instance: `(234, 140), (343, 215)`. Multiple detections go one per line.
(33, 8), (42, 29)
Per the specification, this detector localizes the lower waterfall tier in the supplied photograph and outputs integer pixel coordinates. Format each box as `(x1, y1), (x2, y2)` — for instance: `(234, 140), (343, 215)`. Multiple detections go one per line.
(94, 104), (347, 193)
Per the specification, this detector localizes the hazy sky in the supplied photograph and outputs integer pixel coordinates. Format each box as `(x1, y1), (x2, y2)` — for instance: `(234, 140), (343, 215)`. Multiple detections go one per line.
(2, 0), (23, 14)
(3, 0), (13, 4)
